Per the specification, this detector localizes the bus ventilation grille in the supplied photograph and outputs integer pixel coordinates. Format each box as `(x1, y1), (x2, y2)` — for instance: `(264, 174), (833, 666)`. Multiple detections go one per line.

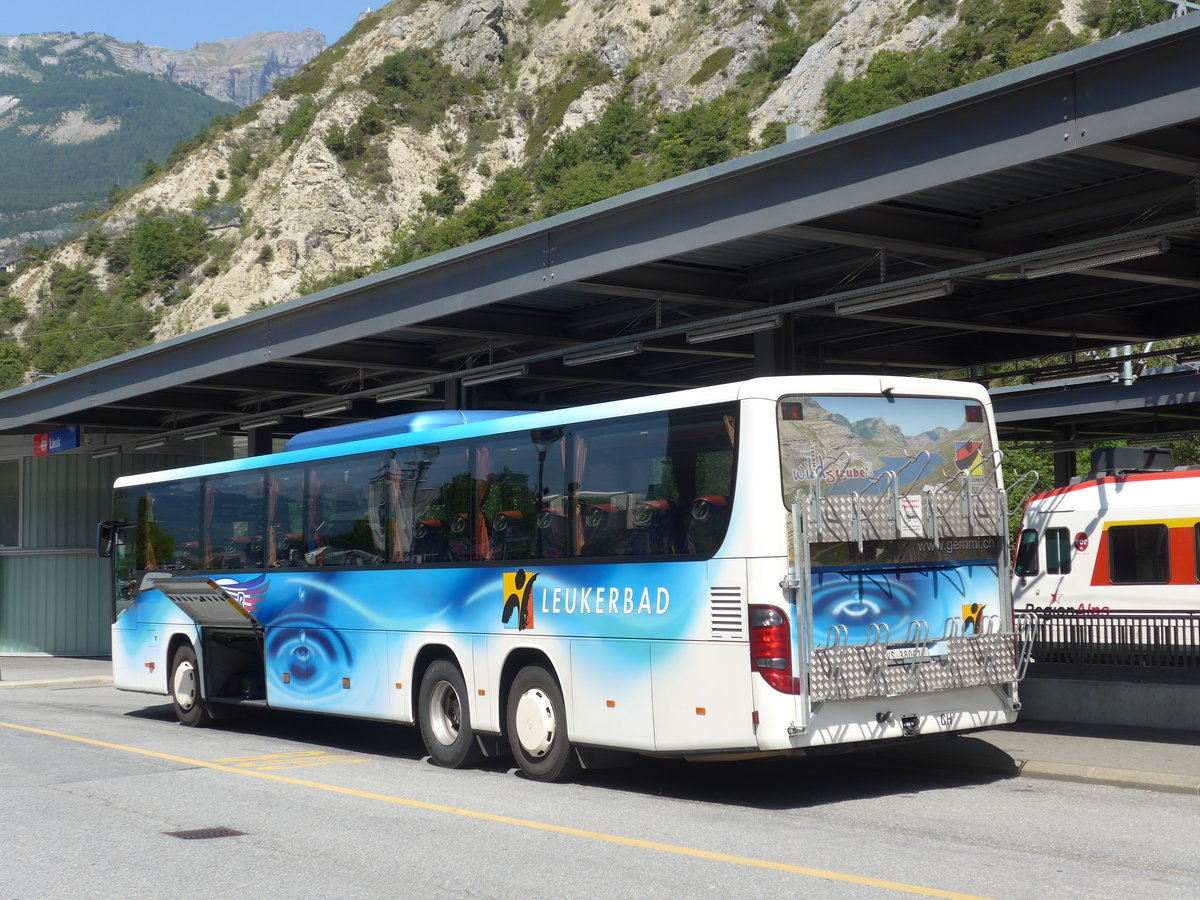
(709, 587), (744, 640)
(164, 827), (247, 840)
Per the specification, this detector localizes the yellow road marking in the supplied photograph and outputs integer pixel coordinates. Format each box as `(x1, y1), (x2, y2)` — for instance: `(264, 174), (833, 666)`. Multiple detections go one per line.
(257, 757), (371, 771)
(213, 750), (369, 770)
(214, 751), (329, 762)
(1, 719), (993, 900)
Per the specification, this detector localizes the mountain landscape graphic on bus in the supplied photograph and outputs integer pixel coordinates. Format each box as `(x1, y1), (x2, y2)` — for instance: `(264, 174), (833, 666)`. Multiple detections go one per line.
(955, 441), (983, 474)
(780, 396), (990, 500)
(502, 569), (538, 630)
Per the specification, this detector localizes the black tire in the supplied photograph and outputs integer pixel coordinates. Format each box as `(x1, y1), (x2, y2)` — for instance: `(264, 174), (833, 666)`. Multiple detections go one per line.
(505, 665), (579, 782)
(418, 659), (483, 769)
(169, 644), (212, 727)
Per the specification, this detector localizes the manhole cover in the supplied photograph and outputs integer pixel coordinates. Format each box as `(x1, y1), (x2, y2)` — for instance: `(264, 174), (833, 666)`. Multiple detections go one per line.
(164, 827), (247, 840)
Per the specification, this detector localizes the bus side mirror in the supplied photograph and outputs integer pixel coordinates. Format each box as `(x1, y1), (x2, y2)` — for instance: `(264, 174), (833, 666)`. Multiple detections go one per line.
(96, 521), (128, 558)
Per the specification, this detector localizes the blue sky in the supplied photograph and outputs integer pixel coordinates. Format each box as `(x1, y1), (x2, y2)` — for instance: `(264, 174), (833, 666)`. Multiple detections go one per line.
(4, 1), (373, 50)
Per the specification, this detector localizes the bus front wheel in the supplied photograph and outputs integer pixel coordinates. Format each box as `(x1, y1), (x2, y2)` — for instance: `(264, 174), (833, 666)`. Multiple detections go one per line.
(418, 659), (482, 769)
(169, 644), (212, 727)
(505, 666), (579, 782)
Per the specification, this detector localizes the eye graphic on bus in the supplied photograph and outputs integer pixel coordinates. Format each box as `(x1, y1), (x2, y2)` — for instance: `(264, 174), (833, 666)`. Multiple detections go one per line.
(502, 568), (538, 630)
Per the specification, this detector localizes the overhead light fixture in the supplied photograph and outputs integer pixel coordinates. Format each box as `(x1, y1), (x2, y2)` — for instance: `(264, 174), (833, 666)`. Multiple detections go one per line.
(241, 414), (282, 430)
(134, 438), (167, 451)
(563, 342), (644, 367)
(302, 399), (353, 418)
(1022, 237), (1169, 279)
(460, 364), (528, 388)
(182, 426), (224, 441)
(685, 316), (782, 344)
(376, 383), (433, 403)
(835, 280), (955, 316)
(93, 447), (121, 459)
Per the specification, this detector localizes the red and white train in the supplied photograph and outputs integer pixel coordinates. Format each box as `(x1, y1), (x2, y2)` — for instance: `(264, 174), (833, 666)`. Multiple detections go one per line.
(1013, 447), (1200, 613)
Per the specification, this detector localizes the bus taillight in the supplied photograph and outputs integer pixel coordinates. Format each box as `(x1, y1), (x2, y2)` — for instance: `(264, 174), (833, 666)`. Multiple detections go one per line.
(749, 604), (797, 694)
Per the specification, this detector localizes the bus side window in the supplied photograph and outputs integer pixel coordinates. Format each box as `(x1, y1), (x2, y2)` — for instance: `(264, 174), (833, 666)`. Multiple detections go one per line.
(1045, 527), (1071, 575)
(204, 472), (265, 570)
(571, 415), (677, 558)
(1013, 528), (1039, 576)
(268, 468), (305, 567)
(141, 481), (203, 572)
(394, 444), (469, 564)
(305, 455), (388, 566)
(1108, 523), (1169, 584)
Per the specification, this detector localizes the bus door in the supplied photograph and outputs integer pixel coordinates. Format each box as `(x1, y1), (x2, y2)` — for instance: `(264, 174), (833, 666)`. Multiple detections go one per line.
(151, 577), (267, 702)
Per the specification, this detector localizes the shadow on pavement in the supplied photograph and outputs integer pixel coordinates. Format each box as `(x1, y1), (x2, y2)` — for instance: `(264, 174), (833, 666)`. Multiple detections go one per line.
(124, 701), (1013, 809)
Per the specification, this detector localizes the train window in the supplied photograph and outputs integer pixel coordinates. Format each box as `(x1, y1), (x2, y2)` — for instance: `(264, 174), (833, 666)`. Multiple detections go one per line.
(1108, 524), (1168, 584)
(1045, 527), (1071, 575)
(1194, 524), (1200, 584)
(1013, 528), (1039, 576)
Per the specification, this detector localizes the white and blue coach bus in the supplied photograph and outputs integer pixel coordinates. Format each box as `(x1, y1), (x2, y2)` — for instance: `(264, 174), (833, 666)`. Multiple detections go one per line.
(99, 376), (1028, 781)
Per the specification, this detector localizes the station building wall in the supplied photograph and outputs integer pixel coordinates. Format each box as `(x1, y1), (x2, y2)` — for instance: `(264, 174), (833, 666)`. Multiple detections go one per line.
(0, 438), (226, 655)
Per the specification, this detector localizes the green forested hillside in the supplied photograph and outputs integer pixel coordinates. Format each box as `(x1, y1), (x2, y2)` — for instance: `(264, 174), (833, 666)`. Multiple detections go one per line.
(0, 37), (236, 241)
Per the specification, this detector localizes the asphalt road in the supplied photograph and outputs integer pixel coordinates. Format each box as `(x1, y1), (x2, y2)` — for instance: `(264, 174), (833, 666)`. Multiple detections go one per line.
(2, 682), (1198, 899)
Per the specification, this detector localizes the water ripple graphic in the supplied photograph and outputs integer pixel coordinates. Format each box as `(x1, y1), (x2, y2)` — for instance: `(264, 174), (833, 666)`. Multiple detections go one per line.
(264, 617), (355, 704)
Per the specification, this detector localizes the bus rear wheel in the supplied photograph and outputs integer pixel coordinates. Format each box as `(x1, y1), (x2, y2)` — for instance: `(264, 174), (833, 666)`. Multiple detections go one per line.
(418, 659), (482, 769)
(169, 644), (211, 727)
(506, 665), (579, 783)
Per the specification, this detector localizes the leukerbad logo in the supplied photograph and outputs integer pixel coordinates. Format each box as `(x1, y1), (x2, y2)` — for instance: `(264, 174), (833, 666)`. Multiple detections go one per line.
(962, 602), (985, 634)
(502, 569), (538, 630)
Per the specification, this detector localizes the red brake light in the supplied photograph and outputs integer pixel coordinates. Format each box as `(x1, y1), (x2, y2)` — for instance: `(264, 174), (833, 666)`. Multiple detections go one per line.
(780, 402), (804, 421)
(749, 604), (797, 694)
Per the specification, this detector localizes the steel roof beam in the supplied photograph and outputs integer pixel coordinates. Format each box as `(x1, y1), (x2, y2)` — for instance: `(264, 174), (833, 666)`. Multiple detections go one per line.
(1073, 141), (1200, 175)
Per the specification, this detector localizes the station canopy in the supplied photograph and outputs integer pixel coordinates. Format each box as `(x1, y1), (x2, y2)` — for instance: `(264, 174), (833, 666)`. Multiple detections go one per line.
(4, 16), (1200, 452)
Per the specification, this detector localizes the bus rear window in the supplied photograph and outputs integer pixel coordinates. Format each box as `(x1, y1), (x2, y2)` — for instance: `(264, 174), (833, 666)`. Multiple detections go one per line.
(777, 394), (993, 507)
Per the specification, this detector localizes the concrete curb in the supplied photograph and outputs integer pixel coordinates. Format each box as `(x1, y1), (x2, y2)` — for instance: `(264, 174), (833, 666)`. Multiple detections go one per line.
(1015, 759), (1200, 797)
(853, 739), (1200, 798)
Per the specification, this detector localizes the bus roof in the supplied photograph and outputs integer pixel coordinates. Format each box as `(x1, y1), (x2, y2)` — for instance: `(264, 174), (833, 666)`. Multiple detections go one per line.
(284, 410), (521, 452)
(113, 375), (992, 489)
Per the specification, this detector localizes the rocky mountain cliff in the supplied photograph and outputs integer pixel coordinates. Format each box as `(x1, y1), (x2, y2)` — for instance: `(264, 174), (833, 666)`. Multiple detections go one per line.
(0, 0), (1159, 385)
(104, 30), (328, 106)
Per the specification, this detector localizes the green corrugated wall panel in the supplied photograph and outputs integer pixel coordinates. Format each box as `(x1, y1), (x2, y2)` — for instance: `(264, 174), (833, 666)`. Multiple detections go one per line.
(0, 553), (111, 654)
(4, 451), (216, 653)
(23, 453), (205, 550)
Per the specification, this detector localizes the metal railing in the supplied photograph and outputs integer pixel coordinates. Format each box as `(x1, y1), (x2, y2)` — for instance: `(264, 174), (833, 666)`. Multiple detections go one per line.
(1027, 609), (1200, 676)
